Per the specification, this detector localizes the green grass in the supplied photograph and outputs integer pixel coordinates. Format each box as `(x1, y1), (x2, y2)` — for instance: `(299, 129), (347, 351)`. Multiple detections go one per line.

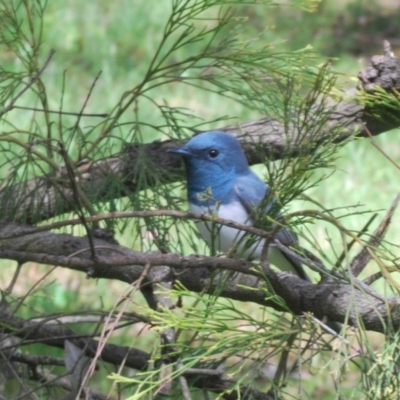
(1, 0), (400, 398)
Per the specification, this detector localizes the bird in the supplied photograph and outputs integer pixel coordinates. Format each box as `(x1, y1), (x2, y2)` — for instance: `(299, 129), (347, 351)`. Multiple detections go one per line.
(168, 131), (308, 280)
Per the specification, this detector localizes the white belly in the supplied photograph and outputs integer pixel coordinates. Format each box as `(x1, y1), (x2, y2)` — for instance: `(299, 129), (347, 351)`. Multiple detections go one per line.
(189, 202), (298, 274)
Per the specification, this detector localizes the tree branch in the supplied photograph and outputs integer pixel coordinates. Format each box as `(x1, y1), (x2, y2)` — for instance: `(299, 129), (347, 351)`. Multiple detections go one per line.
(0, 309), (274, 400)
(0, 309), (149, 371)
(0, 222), (399, 332)
(1, 50), (400, 224)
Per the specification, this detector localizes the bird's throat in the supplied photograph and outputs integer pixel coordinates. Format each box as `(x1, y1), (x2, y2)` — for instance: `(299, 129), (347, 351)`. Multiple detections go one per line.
(187, 177), (234, 206)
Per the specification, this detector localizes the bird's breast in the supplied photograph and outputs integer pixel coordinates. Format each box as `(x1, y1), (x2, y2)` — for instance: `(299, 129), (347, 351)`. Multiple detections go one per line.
(188, 202), (302, 275)
(189, 201), (250, 225)
(189, 201), (260, 257)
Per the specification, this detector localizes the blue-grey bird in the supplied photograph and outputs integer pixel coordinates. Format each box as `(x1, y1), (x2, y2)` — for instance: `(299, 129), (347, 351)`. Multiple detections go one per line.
(169, 131), (308, 280)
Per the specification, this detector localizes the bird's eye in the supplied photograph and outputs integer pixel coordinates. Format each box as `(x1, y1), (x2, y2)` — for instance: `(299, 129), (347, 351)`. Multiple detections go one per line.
(209, 149), (219, 158)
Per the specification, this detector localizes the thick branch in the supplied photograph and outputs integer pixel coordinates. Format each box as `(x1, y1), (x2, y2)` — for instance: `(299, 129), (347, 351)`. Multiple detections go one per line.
(0, 309), (149, 371)
(1, 52), (400, 223)
(0, 310), (272, 400)
(1, 222), (399, 332)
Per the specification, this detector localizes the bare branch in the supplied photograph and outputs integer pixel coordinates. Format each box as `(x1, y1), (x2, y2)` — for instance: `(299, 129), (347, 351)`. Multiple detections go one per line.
(0, 210), (270, 240)
(351, 191), (400, 276)
(0, 308), (150, 370)
(335, 213), (378, 269)
(7, 352), (65, 367)
(5, 262), (23, 294)
(364, 125), (400, 170)
(11, 105), (108, 118)
(1, 222), (399, 332)
(0, 309), (277, 400)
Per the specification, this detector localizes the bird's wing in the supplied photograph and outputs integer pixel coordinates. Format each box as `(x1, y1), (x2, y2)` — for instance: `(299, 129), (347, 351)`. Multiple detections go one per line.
(233, 172), (282, 228)
(233, 172), (272, 217)
(234, 173), (309, 281)
(273, 231), (309, 281)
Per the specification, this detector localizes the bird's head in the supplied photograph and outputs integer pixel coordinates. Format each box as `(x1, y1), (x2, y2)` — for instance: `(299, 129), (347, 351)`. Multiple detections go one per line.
(168, 131), (250, 197)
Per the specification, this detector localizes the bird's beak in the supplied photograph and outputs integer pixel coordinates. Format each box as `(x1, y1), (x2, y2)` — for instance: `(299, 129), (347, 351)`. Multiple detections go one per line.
(167, 147), (192, 157)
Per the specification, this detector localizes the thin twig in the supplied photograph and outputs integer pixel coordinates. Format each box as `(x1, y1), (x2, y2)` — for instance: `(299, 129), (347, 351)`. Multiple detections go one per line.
(363, 271), (385, 286)
(67, 246), (126, 259)
(303, 313), (350, 345)
(272, 240), (341, 280)
(2, 208), (372, 266)
(29, 367), (115, 400)
(273, 331), (298, 384)
(154, 280), (179, 397)
(334, 213), (377, 269)
(58, 143), (99, 260)
(273, 240), (384, 301)
(75, 71), (103, 161)
(0, 49), (55, 117)
(8, 352), (65, 367)
(30, 315), (123, 325)
(184, 368), (223, 376)
(364, 125), (400, 170)
(5, 262), (23, 294)
(13, 266), (57, 314)
(351, 191), (400, 277)
(0, 135), (60, 170)
(0, 351), (40, 400)
(12, 105), (108, 118)
(0, 209), (278, 241)
(178, 364), (193, 400)
(80, 262), (152, 397)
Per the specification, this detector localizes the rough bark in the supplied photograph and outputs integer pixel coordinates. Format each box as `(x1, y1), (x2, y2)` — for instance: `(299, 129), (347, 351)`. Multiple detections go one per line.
(1, 52), (399, 224)
(0, 310), (271, 400)
(0, 309), (150, 371)
(1, 222), (399, 332)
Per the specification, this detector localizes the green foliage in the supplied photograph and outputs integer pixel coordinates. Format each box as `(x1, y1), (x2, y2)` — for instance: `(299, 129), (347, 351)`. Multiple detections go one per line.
(112, 287), (302, 399)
